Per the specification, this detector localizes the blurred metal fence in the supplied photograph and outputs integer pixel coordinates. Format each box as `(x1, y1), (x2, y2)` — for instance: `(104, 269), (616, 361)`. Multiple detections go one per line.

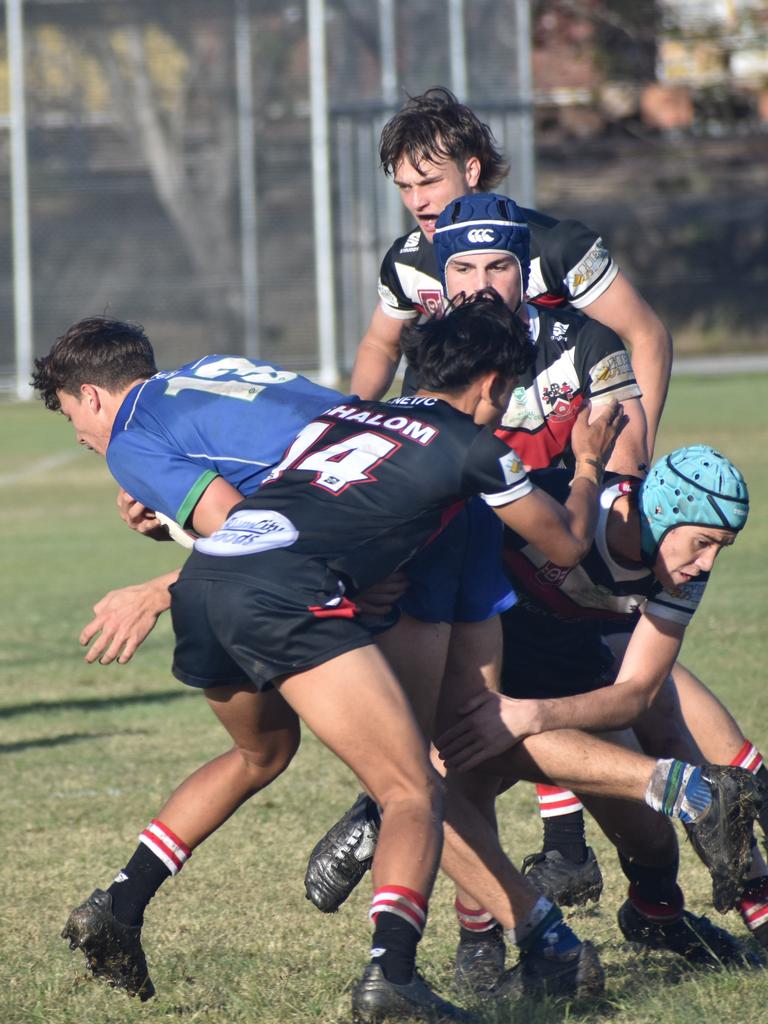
(0, 0), (535, 395)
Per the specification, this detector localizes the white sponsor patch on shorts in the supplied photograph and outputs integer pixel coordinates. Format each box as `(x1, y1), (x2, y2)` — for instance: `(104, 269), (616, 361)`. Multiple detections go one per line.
(194, 509), (298, 557)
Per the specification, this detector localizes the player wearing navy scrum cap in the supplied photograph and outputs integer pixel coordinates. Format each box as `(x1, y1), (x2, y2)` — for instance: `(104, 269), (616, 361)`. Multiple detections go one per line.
(433, 193), (531, 308)
(309, 195), (768, 980)
(351, 87), (672, 459)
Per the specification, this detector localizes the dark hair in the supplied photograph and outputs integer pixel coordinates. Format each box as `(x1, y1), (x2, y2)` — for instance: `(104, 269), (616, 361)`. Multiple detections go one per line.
(379, 87), (508, 191)
(32, 316), (157, 411)
(401, 290), (535, 392)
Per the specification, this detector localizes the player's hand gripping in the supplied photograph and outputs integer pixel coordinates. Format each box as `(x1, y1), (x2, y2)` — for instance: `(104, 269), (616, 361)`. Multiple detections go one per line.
(569, 399), (627, 480)
(79, 573), (178, 665)
(436, 690), (533, 771)
(117, 488), (173, 541)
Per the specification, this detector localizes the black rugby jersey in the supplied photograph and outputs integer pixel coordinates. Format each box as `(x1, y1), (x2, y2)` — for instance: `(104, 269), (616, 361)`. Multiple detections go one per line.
(188, 396), (532, 594)
(377, 209), (618, 324)
(503, 471), (709, 628)
(495, 304), (641, 471)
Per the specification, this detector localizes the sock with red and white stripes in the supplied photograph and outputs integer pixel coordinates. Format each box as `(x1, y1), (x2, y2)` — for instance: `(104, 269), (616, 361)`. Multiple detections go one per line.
(107, 819), (191, 927)
(455, 898), (499, 945)
(369, 885), (427, 984)
(739, 873), (768, 947)
(730, 740), (768, 834)
(536, 785), (588, 864)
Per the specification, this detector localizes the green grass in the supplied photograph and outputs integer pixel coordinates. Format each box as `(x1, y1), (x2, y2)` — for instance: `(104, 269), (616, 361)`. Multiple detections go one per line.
(1, 377), (767, 1023)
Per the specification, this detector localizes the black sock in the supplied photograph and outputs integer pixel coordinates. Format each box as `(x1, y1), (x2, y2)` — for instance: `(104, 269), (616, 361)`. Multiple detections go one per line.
(542, 811), (588, 864)
(459, 923), (503, 945)
(371, 913), (419, 985)
(619, 852), (682, 915)
(107, 843), (172, 927)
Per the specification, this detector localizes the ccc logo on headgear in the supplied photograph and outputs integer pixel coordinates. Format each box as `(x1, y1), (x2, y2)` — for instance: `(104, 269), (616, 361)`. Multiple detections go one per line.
(467, 228), (496, 244)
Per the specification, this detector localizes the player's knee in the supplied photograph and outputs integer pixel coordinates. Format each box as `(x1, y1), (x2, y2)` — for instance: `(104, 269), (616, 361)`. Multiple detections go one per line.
(376, 765), (445, 822)
(235, 722), (301, 785)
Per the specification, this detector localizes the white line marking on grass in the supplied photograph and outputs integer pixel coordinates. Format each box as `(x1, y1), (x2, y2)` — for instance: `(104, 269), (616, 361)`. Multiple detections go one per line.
(0, 449), (83, 486)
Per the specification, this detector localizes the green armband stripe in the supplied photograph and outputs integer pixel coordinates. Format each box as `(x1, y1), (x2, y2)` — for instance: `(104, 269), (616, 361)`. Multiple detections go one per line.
(177, 470), (219, 528)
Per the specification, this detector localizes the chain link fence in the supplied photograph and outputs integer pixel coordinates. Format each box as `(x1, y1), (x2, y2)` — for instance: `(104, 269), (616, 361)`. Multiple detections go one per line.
(0, 0), (533, 391)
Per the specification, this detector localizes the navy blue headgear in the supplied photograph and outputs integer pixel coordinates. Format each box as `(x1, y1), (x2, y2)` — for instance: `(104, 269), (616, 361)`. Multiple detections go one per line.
(433, 194), (531, 300)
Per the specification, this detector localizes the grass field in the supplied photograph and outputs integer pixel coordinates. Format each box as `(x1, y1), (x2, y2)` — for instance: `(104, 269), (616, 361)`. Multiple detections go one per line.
(1, 374), (767, 1024)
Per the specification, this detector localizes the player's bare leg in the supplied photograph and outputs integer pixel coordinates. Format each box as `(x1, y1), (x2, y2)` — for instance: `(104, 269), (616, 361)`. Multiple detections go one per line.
(277, 645), (473, 1022)
(303, 614), (450, 914)
(155, 686), (300, 843)
(61, 685), (300, 1001)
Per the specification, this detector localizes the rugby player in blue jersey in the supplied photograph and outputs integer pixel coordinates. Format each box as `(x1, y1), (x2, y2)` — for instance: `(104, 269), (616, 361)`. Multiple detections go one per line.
(35, 296), (628, 1017)
(34, 302), (761, 1017)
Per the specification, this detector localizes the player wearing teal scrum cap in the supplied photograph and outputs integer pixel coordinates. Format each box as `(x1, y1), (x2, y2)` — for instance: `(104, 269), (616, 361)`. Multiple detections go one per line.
(639, 445), (749, 565)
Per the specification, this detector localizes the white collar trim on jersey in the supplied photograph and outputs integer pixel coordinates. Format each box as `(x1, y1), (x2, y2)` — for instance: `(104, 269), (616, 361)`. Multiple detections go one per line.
(594, 482), (648, 583)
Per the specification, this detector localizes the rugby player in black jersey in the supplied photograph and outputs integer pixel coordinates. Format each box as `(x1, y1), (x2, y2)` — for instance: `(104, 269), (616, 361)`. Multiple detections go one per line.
(60, 298), (761, 1017)
(433, 195), (768, 953)
(438, 448), (768, 959)
(306, 195), (768, 981)
(61, 294), (627, 1019)
(350, 87), (672, 458)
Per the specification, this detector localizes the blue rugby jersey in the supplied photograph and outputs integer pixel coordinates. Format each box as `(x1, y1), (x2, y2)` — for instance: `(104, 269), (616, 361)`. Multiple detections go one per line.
(106, 355), (347, 527)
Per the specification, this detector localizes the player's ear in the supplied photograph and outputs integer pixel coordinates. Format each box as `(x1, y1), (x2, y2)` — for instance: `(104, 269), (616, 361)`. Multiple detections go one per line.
(488, 371), (512, 411)
(463, 155), (481, 189)
(80, 383), (101, 412)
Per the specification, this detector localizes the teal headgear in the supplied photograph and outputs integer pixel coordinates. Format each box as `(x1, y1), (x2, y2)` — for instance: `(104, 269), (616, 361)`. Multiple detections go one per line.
(639, 445), (749, 564)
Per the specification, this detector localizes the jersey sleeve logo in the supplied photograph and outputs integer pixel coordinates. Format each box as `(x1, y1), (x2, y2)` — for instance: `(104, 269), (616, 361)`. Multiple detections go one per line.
(589, 350), (634, 389)
(498, 450), (525, 485)
(378, 281), (400, 307)
(195, 509), (298, 557)
(566, 239), (610, 296)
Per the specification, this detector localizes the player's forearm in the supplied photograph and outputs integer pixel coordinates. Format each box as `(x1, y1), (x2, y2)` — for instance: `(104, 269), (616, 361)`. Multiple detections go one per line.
(625, 327), (672, 458)
(528, 679), (658, 736)
(350, 340), (400, 400)
(556, 472), (602, 565)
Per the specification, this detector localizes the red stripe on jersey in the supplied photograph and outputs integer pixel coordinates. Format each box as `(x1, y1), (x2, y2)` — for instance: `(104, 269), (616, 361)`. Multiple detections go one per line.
(529, 293), (567, 309)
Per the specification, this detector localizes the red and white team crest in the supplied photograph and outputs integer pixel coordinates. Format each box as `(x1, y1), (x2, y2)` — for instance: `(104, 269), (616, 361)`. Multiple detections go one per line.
(417, 289), (444, 316)
(550, 398), (573, 421)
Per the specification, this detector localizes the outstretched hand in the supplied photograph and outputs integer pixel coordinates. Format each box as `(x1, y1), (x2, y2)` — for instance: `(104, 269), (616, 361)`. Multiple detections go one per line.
(79, 575), (175, 665)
